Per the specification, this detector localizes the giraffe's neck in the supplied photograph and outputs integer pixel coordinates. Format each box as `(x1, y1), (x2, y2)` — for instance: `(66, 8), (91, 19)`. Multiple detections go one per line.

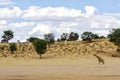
(94, 54), (101, 59)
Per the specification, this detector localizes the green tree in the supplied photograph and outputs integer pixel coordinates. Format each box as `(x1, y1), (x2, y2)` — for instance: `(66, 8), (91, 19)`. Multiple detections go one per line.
(99, 36), (105, 39)
(108, 28), (120, 53)
(68, 32), (79, 41)
(27, 37), (40, 43)
(60, 33), (68, 41)
(81, 31), (101, 42)
(81, 31), (93, 42)
(1, 30), (14, 43)
(33, 39), (47, 59)
(9, 43), (17, 54)
(44, 33), (55, 48)
(92, 34), (99, 39)
(108, 28), (120, 46)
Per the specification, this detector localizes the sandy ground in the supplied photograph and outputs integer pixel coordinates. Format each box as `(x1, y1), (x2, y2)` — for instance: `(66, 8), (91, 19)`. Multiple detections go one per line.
(0, 55), (120, 80)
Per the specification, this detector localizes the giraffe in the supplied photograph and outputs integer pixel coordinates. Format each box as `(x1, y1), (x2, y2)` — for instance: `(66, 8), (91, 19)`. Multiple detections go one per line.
(93, 54), (105, 65)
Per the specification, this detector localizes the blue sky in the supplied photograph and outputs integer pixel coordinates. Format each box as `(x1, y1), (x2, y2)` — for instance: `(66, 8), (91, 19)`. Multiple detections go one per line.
(9, 0), (120, 13)
(0, 0), (120, 42)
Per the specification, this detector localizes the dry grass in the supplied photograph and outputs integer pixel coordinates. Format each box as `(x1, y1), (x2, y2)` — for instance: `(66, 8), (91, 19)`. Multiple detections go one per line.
(0, 39), (120, 80)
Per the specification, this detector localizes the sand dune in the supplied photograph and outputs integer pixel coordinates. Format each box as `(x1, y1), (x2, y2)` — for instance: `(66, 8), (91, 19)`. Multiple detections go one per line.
(0, 39), (120, 80)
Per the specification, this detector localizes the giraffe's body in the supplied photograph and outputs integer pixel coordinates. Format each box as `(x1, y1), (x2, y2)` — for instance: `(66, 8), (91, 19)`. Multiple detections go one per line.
(93, 54), (105, 64)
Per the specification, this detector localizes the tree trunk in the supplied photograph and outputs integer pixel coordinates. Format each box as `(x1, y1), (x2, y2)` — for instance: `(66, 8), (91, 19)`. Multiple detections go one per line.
(40, 54), (42, 59)
(48, 43), (50, 48)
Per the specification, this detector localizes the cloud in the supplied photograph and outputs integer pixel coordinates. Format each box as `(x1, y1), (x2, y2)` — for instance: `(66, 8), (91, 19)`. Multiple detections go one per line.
(9, 22), (36, 28)
(0, 7), (22, 19)
(28, 24), (51, 36)
(0, 20), (7, 29)
(0, 0), (14, 5)
(22, 6), (82, 20)
(0, 6), (120, 42)
(84, 6), (99, 18)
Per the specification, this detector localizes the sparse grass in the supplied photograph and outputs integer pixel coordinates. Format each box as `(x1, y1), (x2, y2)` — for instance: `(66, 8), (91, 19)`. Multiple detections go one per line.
(0, 39), (119, 58)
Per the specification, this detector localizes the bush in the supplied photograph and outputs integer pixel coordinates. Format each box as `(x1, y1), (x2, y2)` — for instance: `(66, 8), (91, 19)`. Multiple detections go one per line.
(33, 39), (47, 59)
(9, 43), (17, 54)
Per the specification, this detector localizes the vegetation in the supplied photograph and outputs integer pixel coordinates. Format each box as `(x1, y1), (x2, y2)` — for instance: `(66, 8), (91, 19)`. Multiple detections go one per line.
(59, 33), (68, 41)
(0, 29), (118, 58)
(33, 39), (47, 59)
(58, 32), (79, 41)
(68, 32), (79, 41)
(99, 36), (105, 39)
(81, 31), (93, 42)
(81, 31), (104, 42)
(108, 28), (120, 52)
(27, 37), (47, 58)
(27, 37), (40, 43)
(9, 43), (17, 54)
(44, 33), (55, 48)
(1, 30), (14, 43)
(108, 28), (120, 46)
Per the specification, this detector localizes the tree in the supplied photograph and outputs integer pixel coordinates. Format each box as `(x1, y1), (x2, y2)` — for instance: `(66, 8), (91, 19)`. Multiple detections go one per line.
(1, 30), (14, 43)
(33, 39), (47, 59)
(27, 37), (40, 43)
(108, 28), (120, 53)
(92, 34), (99, 39)
(108, 28), (120, 47)
(99, 36), (105, 39)
(81, 31), (101, 42)
(81, 31), (93, 42)
(60, 33), (68, 41)
(44, 33), (55, 48)
(68, 32), (79, 41)
(9, 43), (17, 54)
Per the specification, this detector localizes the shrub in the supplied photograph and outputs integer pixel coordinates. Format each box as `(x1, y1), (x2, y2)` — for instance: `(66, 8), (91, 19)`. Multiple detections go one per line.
(33, 39), (47, 59)
(9, 43), (17, 54)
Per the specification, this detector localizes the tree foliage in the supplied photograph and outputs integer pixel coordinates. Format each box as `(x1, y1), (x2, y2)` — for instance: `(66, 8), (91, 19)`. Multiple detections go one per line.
(9, 43), (17, 54)
(81, 32), (93, 42)
(81, 31), (102, 42)
(59, 32), (79, 41)
(60, 33), (68, 41)
(33, 39), (47, 59)
(99, 36), (105, 39)
(68, 32), (79, 41)
(27, 37), (40, 43)
(1, 30), (14, 43)
(108, 28), (120, 47)
(44, 33), (55, 48)
(27, 37), (47, 58)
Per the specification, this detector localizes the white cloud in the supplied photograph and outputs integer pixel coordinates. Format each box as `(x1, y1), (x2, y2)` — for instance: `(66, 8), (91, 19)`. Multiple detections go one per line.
(0, 7), (22, 19)
(28, 24), (51, 35)
(84, 6), (99, 18)
(93, 30), (110, 36)
(0, 20), (7, 29)
(22, 6), (82, 20)
(0, 0), (14, 5)
(0, 6), (120, 42)
(9, 22), (36, 28)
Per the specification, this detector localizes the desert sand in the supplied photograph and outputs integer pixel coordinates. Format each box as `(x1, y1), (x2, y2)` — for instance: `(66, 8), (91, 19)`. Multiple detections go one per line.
(0, 54), (120, 80)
